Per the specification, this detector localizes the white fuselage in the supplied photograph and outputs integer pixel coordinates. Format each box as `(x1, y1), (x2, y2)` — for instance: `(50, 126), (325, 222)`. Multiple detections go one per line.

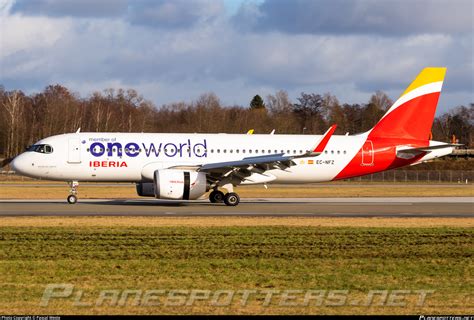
(12, 132), (368, 183)
(11, 132), (452, 185)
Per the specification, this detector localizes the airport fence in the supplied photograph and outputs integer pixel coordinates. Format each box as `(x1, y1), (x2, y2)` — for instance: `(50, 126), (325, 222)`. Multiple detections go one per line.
(345, 170), (473, 183)
(1, 170), (473, 184)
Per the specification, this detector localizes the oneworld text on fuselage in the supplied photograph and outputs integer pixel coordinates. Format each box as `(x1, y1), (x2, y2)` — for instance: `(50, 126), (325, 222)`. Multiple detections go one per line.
(86, 138), (208, 158)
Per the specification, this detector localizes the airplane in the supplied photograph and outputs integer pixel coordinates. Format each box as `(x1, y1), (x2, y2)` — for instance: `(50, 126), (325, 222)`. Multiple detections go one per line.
(9, 67), (460, 206)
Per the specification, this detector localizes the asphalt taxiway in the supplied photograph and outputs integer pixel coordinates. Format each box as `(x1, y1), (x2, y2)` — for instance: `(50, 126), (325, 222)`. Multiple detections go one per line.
(0, 197), (472, 217)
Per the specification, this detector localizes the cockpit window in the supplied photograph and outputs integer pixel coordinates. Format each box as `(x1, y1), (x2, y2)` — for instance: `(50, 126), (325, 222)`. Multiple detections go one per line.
(27, 144), (53, 154)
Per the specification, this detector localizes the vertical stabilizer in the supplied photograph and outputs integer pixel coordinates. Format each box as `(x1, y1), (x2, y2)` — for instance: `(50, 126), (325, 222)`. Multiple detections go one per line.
(369, 67), (446, 141)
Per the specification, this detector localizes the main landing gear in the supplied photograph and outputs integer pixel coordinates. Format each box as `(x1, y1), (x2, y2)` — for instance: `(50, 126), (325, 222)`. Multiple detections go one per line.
(209, 190), (225, 203)
(67, 181), (79, 204)
(209, 188), (240, 206)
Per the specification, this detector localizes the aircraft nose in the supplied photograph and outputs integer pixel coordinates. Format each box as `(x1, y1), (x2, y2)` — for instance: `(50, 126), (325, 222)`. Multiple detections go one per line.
(10, 156), (20, 172)
(11, 154), (30, 175)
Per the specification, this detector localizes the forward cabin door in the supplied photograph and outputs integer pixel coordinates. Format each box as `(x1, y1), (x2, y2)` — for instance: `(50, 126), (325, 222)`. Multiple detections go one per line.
(68, 138), (81, 163)
(361, 140), (374, 166)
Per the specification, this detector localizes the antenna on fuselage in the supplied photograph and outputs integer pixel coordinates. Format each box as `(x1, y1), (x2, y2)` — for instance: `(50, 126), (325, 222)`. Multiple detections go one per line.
(76, 128), (81, 133)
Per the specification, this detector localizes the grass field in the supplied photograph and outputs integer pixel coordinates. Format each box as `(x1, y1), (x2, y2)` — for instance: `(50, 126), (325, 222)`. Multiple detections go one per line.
(0, 183), (472, 199)
(1, 217), (472, 315)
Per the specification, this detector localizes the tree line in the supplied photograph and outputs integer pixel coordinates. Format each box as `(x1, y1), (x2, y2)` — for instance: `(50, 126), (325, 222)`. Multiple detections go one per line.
(0, 84), (472, 158)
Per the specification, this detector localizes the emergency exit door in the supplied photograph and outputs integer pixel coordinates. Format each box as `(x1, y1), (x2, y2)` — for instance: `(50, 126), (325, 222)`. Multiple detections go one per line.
(68, 138), (81, 163)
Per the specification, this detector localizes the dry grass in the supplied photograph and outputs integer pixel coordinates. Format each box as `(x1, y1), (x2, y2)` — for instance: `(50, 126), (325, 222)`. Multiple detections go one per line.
(0, 184), (472, 199)
(0, 216), (472, 228)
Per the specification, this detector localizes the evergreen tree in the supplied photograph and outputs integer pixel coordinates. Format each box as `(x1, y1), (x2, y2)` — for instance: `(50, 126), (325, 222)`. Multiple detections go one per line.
(250, 95), (265, 110)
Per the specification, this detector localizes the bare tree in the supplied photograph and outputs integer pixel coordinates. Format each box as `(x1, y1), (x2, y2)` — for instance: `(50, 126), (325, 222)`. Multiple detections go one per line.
(369, 91), (393, 111)
(266, 90), (292, 114)
(1, 90), (24, 157)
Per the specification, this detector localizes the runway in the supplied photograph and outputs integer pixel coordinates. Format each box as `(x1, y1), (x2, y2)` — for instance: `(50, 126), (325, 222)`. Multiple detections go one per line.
(0, 197), (472, 217)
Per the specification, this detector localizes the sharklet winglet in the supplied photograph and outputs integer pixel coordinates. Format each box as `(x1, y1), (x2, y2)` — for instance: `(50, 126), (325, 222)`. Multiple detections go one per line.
(313, 124), (337, 153)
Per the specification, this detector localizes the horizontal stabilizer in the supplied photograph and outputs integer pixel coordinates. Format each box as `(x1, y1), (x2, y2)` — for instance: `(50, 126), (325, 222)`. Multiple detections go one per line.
(396, 143), (461, 159)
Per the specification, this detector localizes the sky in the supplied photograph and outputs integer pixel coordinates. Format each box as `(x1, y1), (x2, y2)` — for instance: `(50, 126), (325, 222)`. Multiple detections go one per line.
(0, 0), (472, 114)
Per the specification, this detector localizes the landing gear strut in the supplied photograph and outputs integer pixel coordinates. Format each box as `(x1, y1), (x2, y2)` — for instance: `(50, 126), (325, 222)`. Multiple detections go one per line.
(67, 181), (79, 204)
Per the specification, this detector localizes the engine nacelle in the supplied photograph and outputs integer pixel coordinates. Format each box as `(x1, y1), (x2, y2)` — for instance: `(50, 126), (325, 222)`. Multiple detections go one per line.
(153, 169), (208, 200)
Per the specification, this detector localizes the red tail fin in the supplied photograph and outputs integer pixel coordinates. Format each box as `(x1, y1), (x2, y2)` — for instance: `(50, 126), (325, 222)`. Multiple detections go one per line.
(369, 67), (446, 141)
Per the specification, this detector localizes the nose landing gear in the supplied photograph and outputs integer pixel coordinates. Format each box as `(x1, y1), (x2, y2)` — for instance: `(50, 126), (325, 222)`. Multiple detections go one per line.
(67, 181), (79, 204)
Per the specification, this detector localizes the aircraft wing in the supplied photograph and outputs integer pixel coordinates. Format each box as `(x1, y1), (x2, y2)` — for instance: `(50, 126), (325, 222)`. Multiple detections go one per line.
(196, 153), (312, 186)
(199, 153), (303, 173)
(192, 125), (337, 186)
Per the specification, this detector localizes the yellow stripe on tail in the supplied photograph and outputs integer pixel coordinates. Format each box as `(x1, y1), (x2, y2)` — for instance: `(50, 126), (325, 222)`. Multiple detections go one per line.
(402, 67), (446, 96)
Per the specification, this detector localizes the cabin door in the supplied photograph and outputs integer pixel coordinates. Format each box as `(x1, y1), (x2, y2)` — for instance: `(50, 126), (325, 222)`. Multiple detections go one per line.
(361, 140), (374, 166)
(68, 138), (81, 163)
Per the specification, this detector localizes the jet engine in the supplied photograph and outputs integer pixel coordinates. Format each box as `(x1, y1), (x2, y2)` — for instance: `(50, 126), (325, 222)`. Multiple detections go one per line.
(137, 169), (208, 200)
